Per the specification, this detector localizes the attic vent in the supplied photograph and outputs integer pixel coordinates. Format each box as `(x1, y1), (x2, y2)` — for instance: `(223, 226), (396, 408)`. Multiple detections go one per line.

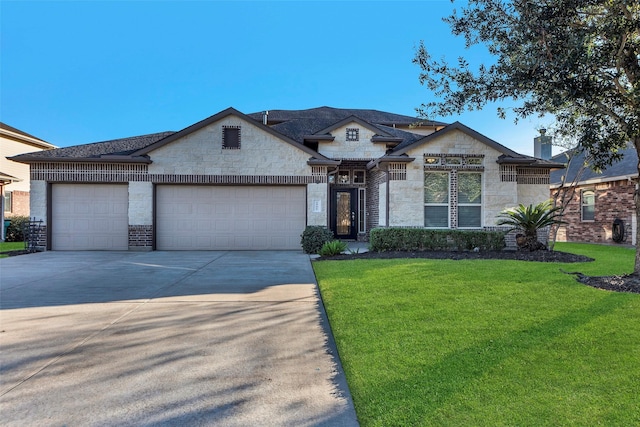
(389, 163), (406, 180)
(500, 165), (517, 182)
(516, 167), (550, 184)
(222, 126), (241, 149)
(346, 128), (359, 141)
(311, 166), (327, 176)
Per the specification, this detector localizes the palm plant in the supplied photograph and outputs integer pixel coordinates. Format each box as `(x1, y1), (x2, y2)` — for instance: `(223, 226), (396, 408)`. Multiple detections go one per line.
(496, 201), (566, 251)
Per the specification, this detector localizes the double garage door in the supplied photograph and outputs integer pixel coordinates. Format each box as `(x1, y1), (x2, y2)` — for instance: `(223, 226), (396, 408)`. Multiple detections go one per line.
(51, 184), (306, 250)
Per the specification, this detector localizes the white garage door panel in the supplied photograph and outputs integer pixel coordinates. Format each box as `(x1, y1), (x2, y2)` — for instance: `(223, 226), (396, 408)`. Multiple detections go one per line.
(156, 185), (306, 250)
(52, 184), (129, 250)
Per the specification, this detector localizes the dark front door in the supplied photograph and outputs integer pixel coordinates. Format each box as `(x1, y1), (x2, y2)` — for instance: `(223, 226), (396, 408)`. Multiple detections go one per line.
(331, 189), (357, 239)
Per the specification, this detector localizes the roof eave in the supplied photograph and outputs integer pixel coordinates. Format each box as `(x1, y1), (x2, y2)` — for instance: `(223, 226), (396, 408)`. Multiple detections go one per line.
(307, 158), (341, 166)
(367, 155), (416, 170)
(303, 135), (335, 142)
(371, 136), (403, 143)
(8, 155), (152, 164)
(497, 156), (565, 169)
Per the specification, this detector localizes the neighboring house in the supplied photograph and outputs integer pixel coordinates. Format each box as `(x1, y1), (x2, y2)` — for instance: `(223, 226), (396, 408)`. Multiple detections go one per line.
(10, 107), (561, 251)
(1, 122), (56, 217)
(1, 123), (56, 241)
(550, 144), (637, 245)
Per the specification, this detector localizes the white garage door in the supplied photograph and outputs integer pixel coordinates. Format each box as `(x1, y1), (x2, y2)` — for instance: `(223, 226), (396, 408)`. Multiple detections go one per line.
(156, 185), (306, 250)
(52, 184), (129, 250)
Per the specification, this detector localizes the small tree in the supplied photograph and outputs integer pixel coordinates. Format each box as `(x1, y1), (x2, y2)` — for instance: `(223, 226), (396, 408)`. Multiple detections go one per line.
(497, 201), (566, 251)
(548, 143), (592, 250)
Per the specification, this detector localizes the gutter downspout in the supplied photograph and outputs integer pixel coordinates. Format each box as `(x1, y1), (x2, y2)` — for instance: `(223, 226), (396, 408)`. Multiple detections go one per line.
(385, 166), (390, 227)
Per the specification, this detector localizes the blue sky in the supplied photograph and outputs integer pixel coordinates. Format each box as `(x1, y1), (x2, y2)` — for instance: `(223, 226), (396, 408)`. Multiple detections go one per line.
(1, 0), (553, 155)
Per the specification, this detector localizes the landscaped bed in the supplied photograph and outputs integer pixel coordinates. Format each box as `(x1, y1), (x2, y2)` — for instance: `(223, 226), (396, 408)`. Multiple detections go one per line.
(313, 243), (640, 426)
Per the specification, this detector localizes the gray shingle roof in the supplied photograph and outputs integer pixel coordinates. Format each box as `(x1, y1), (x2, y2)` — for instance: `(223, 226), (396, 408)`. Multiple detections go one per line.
(245, 107), (442, 147)
(10, 131), (175, 161)
(248, 106), (447, 127)
(550, 143), (638, 185)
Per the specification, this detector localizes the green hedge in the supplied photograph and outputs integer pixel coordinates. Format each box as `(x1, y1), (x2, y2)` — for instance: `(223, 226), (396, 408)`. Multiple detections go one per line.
(300, 226), (335, 254)
(369, 228), (506, 252)
(4, 216), (30, 243)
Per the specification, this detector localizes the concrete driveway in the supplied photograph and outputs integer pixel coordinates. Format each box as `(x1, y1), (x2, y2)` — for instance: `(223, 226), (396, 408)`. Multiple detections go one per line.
(0, 251), (358, 426)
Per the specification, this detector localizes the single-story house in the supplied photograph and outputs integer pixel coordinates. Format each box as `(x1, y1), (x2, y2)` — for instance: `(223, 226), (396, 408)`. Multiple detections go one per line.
(550, 143), (637, 245)
(10, 106), (562, 251)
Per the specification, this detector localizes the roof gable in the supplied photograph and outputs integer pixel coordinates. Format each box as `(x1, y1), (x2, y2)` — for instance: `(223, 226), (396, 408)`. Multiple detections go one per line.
(313, 116), (392, 138)
(392, 122), (519, 156)
(392, 121), (564, 168)
(133, 107), (328, 160)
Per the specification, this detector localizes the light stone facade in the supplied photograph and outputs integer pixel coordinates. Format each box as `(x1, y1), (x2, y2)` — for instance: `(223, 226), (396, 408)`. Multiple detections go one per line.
(29, 180), (47, 224)
(128, 181), (153, 225)
(318, 124), (387, 160)
(307, 183), (328, 226)
(386, 129), (553, 227)
(148, 117), (312, 176)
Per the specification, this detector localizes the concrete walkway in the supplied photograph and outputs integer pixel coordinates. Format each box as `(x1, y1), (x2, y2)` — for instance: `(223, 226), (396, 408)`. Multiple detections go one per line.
(0, 251), (358, 426)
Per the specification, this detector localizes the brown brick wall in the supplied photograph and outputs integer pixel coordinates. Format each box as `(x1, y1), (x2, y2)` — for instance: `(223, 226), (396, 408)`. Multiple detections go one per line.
(552, 179), (634, 244)
(5, 190), (30, 217)
(128, 225), (153, 249)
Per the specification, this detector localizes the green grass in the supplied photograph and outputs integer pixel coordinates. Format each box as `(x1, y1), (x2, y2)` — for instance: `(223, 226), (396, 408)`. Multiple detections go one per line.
(0, 241), (25, 258)
(314, 243), (640, 426)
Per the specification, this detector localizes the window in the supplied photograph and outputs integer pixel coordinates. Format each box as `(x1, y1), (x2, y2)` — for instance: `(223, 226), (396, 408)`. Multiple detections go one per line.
(353, 170), (366, 184)
(359, 188), (366, 233)
(424, 156), (441, 166)
(445, 157), (462, 166)
(3, 191), (12, 213)
(222, 126), (240, 149)
(346, 128), (359, 141)
(424, 172), (449, 227)
(457, 172), (482, 227)
(465, 157), (483, 166)
(581, 190), (595, 221)
(337, 170), (350, 184)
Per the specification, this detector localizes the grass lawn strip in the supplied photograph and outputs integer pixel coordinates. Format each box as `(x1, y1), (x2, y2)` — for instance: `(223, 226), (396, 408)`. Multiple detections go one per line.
(0, 241), (27, 258)
(314, 243), (640, 426)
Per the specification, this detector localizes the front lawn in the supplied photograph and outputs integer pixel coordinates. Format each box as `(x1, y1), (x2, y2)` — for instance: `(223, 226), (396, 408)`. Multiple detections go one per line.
(0, 241), (25, 258)
(314, 243), (640, 426)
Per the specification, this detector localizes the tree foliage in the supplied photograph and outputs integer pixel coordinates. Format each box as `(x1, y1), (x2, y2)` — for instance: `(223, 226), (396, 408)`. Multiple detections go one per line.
(413, 0), (639, 171)
(414, 0), (640, 265)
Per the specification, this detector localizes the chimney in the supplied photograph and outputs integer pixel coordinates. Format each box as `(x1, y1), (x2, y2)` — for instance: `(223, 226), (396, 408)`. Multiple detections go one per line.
(534, 128), (552, 160)
(262, 110), (269, 125)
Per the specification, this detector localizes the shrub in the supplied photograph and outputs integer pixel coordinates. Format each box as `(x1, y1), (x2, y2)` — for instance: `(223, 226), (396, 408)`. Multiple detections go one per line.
(301, 226), (335, 254)
(369, 227), (505, 252)
(4, 216), (30, 243)
(496, 200), (566, 251)
(319, 240), (348, 257)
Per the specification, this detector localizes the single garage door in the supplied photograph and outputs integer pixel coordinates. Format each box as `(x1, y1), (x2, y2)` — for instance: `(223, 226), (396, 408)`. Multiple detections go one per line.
(52, 184), (129, 250)
(156, 185), (306, 250)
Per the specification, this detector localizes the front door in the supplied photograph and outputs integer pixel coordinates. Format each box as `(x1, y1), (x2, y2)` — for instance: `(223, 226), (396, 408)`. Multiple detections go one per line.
(331, 189), (357, 239)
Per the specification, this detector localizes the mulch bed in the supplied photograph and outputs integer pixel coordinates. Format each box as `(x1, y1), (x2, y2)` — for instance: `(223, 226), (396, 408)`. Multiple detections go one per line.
(315, 249), (640, 294)
(315, 250), (593, 263)
(0, 250), (31, 257)
(574, 274), (640, 294)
